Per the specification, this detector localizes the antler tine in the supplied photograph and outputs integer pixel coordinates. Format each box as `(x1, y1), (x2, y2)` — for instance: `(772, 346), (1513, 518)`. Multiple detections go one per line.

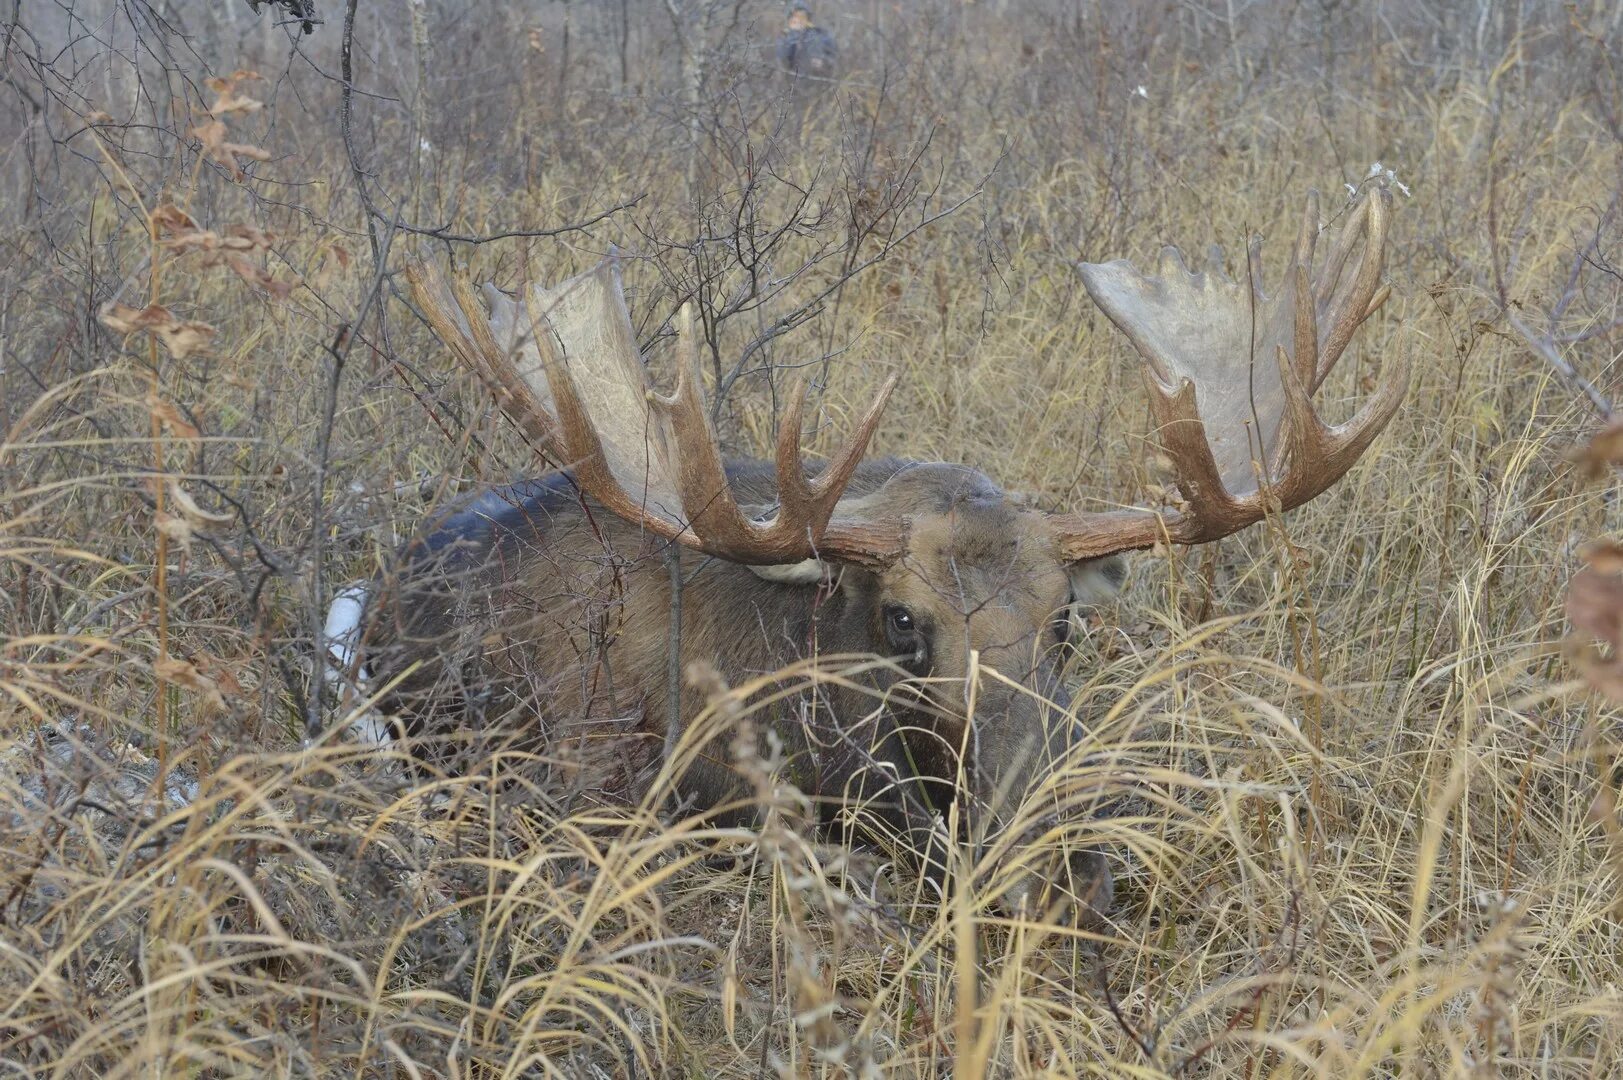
(1271, 329), (1409, 511)
(1145, 374), (1244, 542)
(655, 302), (762, 551)
(748, 373), (892, 547)
(647, 305), (902, 560)
(1291, 191), (1321, 394)
(407, 259), (562, 454)
(758, 372), (901, 566)
(774, 376), (818, 512)
(805, 374), (899, 505)
(1313, 189), (1370, 310)
(1317, 186), (1390, 384)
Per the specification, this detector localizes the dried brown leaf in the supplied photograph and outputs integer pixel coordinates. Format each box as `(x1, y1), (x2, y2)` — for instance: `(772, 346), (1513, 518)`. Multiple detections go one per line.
(160, 229), (224, 257)
(100, 301), (214, 358)
(1581, 540), (1623, 575)
(1571, 419), (1623, 480)
(154, 510), (195, 549)
(223, 224), (275, 250)
(161, 224), (269, 261)
(150, 203), (199, 234)
(99, 301), (173, 335)
(310, 244), (352, 292)
(167, 480), (235, 527)
(146, 393), (200, 439)
(192, 119), (270, 181)
(153, 319), (216, 360)
(193, 652), (244, 697)
(226, 255), (297, 300)
(1567, 566), (1623, 648)
(1566, 565), (1623, 702)
(205, 70), (264, 116)
(154, 656), (227, 712)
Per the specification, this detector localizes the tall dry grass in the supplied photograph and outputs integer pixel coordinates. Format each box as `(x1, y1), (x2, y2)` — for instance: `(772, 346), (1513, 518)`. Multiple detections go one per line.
(1, 0), (1621, 1075)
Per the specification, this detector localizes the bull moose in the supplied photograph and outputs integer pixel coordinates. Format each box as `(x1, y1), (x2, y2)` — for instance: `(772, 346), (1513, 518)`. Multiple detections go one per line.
(335, 186), (1404, 923)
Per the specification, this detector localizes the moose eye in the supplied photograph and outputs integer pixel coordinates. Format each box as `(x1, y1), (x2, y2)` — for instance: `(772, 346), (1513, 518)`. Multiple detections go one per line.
(882, 605), (926, 667)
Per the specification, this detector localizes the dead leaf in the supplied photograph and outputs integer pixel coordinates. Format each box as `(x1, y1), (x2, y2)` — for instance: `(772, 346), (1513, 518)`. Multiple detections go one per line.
(208, 87), (263, 117)
(99, 301), (173, 334)
(150, 203), (199, 234)
(1566, 565), (1623, 702)
(1568, 566), (1623, 646)
(160, 227), (270, 262)
(166, 479), (235, 528)
(205, 70), (264, 117)
(100, 301), (214, 359)
(192, 119), (270, 181)
(224, 224), (275, 250)
(310, 244), (352, 292)
(154, 656), (227, 712)
(225, 255), (297, 300)
(159, 228), (222, 257)
(1581, 540), (1623, 575)
(193, 652), (244, 697)
(1572, 418), (1623, 480)
(146, 393), (200, 439)
(153, 319), (216, 360)
(214, 68), (262, 85)
(154, 510), (195, 549)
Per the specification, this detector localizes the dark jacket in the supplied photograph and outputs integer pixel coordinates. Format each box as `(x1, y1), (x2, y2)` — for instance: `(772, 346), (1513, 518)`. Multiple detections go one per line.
(776, 25), (837, 79)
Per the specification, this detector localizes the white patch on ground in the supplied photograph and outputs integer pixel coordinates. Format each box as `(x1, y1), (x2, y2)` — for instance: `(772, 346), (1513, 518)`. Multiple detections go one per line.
(1, 720), (198, 830)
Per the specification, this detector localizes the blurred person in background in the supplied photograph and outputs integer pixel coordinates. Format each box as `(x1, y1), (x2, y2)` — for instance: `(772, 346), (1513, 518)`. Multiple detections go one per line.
(777, 2), (837, 82)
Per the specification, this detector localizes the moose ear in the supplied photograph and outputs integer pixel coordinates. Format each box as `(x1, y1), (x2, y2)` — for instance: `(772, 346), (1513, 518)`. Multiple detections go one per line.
(749, 559), (833, 586)
(1067, 555), (1127, 607)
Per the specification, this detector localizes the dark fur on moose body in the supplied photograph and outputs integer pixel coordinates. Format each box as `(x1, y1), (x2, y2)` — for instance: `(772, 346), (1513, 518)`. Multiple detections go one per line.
(367, 454), (1125, 909)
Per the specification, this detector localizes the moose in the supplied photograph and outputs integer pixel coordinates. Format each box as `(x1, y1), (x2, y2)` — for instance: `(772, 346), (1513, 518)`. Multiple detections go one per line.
(336, 186), (1404, 923)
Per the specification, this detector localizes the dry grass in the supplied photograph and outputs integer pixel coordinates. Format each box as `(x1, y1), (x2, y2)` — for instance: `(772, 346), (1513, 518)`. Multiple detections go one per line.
(2, 1), (1622, 1075)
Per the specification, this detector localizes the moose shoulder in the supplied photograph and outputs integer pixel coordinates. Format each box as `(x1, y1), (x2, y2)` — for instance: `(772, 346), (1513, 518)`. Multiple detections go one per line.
(346, 185), (1405, 923)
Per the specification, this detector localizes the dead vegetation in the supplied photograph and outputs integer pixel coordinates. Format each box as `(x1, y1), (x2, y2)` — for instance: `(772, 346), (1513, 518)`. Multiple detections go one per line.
(2, 0), (1622, 1075)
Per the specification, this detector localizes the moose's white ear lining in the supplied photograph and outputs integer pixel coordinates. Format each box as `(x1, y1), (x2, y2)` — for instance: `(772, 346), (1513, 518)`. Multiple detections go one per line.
(748, 558), (829, 585)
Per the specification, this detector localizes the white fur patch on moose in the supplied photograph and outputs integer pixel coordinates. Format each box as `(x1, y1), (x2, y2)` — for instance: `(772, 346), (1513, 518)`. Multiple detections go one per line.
(322, 583), (394, 750)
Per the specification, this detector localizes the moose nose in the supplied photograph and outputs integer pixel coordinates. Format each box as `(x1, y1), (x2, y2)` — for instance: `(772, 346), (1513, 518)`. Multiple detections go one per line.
(1034, 676), (1081, 771)
(997, 847), (1115, 929)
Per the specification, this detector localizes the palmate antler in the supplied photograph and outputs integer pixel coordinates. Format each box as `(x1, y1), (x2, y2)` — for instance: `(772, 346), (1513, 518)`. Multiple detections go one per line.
(405, 258), (907, 568)
(1052, 185), (1408, 561)
(406, 185), (1402, 574)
